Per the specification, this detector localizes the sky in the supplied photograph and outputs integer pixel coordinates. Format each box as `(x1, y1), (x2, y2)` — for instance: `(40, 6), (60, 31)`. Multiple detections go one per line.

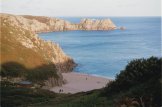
(0, 0), (161, 16)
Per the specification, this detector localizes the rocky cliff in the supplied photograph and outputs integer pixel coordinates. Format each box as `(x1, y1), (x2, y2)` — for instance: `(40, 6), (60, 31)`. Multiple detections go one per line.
(1, 13), (117, 33)
(79, 19), (116, 30)
(0, 13), (76, 87)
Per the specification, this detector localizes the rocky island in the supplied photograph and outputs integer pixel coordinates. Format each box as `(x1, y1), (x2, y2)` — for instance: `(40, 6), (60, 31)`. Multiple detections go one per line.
(0, 13), (116, 88)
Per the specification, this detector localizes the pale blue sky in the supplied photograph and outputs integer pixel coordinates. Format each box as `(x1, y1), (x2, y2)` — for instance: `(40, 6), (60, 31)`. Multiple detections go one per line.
(0, 0), (161, 16)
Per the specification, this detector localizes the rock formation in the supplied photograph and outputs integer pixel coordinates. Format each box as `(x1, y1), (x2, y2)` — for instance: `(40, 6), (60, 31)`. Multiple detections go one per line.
(1, 13), (117, 33)
(79, 19), (116, 30)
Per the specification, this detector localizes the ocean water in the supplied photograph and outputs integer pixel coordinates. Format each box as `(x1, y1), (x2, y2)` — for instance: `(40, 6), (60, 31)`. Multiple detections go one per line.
(39, 17), (161, 79)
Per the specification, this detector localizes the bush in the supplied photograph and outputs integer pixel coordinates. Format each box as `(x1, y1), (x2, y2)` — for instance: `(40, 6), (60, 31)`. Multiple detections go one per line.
(1, 81), (56, 107)
(26, 64), (58, 82)
(0, 62), (59, 83)
(102, 57), (161, 107)
(0, 62), (27, 77)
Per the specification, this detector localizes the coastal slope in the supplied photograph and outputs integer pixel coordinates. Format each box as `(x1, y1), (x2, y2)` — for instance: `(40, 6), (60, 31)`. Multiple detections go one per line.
(0, 14), (75, 87)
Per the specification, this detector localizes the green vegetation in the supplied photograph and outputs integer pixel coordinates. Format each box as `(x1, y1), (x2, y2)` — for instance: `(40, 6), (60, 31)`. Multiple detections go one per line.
(0, 62), (26, 77)
(32, 91), (100, 107)
(1, 62), (58, 83)
(1, 57), (161, 107)
(26, 64), (58, 83)
(101, 56), (161, 107)
(1, 81), (57, 107)
(1, 81), (101, 107)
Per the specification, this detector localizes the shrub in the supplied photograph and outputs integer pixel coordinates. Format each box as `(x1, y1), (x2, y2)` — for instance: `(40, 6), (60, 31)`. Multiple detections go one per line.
(102, 57), (161, 107)
(26, 64), (58, 82)
(0, 62), (27, 77)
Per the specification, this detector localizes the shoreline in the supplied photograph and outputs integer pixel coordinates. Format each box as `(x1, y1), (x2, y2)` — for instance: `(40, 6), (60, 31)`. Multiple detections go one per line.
(69, 72), (114, 80)
(50, 72), (112, 94)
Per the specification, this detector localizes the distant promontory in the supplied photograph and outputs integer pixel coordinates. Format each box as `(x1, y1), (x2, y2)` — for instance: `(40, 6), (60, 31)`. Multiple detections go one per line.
(2, 13), (117, 33)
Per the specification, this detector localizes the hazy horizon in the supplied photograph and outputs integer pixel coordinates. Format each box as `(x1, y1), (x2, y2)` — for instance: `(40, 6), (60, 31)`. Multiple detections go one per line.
(1, 0), (161, 17)
(0, 12), (161, 18)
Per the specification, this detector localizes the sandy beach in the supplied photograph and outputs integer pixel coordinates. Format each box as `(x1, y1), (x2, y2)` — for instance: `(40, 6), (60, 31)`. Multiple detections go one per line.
(50, 72), (112, 94)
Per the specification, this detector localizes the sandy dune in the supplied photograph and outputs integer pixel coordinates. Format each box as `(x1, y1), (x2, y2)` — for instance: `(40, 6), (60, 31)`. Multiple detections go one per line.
(50, 72), (111, 94)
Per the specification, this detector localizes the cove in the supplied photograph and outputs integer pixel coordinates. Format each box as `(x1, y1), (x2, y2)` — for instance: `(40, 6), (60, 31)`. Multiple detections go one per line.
(39, 17), (161, 78)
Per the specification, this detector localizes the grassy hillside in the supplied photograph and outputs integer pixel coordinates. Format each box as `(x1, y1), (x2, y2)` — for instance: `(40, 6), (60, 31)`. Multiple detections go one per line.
(1, 57), (161, 107)
(1, 81), (57, 107)
(1, 16), (46, 68)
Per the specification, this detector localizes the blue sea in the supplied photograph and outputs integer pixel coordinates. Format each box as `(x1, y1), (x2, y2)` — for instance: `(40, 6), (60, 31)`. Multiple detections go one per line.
(39, 17), (161, 79)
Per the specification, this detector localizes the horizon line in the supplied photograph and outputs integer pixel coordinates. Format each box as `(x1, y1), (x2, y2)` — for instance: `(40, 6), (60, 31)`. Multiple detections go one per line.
(1, 12), (161, 17)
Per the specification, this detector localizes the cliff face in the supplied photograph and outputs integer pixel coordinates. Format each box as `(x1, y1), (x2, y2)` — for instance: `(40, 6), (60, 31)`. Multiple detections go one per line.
(1, 13), (116, 33)
(0, 14), (76, 87)
(23, 16), (117, 32)
(79, 19), (116, 30)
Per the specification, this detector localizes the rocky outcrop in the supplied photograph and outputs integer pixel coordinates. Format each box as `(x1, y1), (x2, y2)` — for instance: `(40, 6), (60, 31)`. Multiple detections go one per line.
(0, 13), (76, 87)
(1, 13), (117, 33)
(22, 15), (117, 32)
(79, 19), (116, 30)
